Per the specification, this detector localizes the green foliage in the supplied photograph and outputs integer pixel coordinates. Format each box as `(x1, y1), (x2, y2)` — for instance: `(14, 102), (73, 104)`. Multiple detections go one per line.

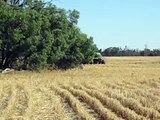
(0, 1), (97, 70)
(102, 47), (160, 56)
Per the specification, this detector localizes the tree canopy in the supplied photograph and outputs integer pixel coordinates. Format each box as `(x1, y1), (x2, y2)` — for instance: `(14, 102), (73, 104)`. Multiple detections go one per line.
(102, 47), (160, 56)
(0, 0), (97, 70)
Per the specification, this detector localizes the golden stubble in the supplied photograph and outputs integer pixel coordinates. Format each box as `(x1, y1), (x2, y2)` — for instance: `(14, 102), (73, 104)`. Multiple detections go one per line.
(0, 57), (160, 120)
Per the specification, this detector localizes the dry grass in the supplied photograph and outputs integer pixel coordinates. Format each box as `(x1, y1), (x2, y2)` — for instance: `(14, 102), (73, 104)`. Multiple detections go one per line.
(0, 57), (160, 120)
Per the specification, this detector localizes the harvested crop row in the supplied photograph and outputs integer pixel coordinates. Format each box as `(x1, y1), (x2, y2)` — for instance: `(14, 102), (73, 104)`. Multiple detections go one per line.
(128, 80), (160, 88)
(61, 85), (124, 120)
(0, 85), (28, 119)
(138, 79), (160, 89)
(51, 86), (96, 120)
(61, 99), (81, 120)
(130, 89), (160, 102)
(72, 85), (146, 120)
(0, 86), (12, 117)
(116, 82), (141, 90)
(121, 89), (160, 114)
(129, 81), (160, 95)
(5, 85), (28, 119)
(84, 84), (160, 120)
(104, 82), (160, 103)
(79, 101), (100, 119)
(25, 87), (70, 120)
(104, 82), (128, 90)
(106, 90), (160, 119)
(117, 82), (160, 97)
(116, 82), (160, 113)
(106, 85), (160, 114)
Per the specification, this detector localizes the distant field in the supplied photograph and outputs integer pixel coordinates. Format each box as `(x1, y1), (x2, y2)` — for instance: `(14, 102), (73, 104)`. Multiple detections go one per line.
(0, 57), (160, 120)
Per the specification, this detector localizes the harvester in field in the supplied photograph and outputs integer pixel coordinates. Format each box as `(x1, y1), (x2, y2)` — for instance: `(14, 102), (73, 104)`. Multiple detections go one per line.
(92, 52), (105, 64)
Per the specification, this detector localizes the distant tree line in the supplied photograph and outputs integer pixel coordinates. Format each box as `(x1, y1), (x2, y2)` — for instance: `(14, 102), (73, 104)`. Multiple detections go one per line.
(101, 47), (160, 56)
(0, 0), (97, 70)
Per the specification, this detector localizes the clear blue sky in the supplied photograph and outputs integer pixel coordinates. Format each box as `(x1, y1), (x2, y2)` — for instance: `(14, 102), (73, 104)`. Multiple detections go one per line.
(54, 0), (160, 50)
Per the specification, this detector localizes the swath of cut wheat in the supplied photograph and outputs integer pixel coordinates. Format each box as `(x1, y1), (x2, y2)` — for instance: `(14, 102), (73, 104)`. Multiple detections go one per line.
(0, 57), (160, 120)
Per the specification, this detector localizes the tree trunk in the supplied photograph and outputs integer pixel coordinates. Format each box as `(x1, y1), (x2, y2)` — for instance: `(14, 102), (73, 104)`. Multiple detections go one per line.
(0, 50), (12, 68)
(0, 49), (5, 68)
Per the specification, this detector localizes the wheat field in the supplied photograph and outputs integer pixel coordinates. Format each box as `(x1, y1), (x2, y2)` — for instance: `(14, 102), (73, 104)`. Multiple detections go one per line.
(0, 57), (160, 120)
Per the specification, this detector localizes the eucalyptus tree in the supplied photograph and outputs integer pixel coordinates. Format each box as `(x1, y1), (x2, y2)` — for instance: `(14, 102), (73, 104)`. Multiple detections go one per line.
(0, 0), (97, 70)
